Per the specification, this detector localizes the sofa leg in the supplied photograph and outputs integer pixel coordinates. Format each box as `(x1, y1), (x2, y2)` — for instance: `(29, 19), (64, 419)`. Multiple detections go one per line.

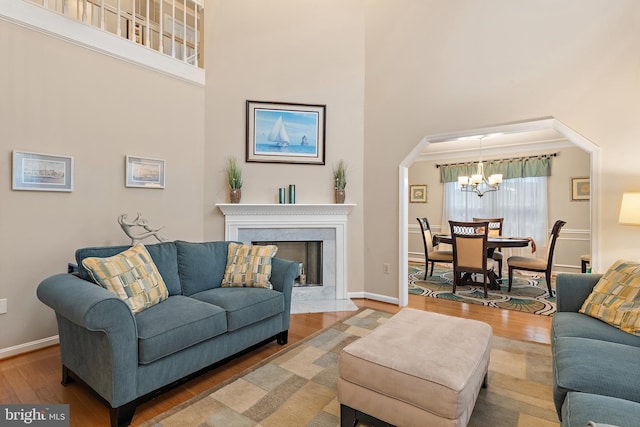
(61, 365), (74, 386)
(110, 402), (136, 427)
(277, 330), (288, 345)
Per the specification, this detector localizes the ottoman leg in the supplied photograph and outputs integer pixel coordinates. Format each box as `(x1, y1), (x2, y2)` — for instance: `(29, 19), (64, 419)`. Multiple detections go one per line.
(482, 372), (488, 388)
(340, 404), (357, 427)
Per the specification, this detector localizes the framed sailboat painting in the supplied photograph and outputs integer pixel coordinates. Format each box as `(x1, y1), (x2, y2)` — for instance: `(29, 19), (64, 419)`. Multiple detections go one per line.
(246, 100), (326, 165)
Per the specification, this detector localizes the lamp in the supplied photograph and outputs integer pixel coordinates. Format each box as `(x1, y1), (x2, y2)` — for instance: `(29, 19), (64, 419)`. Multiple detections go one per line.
(618, 192), (640, 225)
(458, 137), (503, 197)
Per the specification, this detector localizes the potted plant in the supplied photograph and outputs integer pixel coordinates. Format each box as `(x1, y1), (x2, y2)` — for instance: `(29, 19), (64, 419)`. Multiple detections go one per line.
(333, 160), (348, 204)
(226, 156), (243, 203)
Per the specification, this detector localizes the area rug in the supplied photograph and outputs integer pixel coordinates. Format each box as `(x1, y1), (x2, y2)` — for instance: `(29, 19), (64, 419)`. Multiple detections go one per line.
(409, 262), (556, 316)
(142, 309), (559, 427)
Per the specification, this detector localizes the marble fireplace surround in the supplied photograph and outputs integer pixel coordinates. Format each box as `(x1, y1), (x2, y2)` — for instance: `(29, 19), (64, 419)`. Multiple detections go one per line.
(216, 204), (355, 308)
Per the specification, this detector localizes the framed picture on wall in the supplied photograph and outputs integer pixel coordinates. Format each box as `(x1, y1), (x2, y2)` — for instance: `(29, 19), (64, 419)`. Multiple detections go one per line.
(246, 100), (326, 165)
(571, 177), (590, 201)
(410, 184), (427, 203)
(126, 156), (165, 188)
(12, 150), (73, 192)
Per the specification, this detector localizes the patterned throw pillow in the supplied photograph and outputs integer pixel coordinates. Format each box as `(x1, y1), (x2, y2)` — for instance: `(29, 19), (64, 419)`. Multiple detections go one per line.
(221, 243), (278, 289)
(579, 259), (640, 336)
(82, 243), (169, 314)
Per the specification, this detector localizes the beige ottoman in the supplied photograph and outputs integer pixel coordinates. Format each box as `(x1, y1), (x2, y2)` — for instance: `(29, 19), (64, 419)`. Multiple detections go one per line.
(338, 308), (493, 427)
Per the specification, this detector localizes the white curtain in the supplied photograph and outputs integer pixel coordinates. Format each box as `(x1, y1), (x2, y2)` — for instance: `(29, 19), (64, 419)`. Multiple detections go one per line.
(441, 177), (549, 258)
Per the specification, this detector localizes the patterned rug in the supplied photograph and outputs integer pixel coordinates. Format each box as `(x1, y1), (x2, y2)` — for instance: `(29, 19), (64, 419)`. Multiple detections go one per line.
(409, 262), (556, 315)
(142, 309), (559, 427)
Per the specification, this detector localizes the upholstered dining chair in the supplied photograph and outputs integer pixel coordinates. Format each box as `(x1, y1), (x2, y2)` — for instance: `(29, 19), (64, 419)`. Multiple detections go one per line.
(507, 219), (567, 296)
(416, 217), (453, 278)
(473, 217), (504, 278)
(449, 220), (495, 298)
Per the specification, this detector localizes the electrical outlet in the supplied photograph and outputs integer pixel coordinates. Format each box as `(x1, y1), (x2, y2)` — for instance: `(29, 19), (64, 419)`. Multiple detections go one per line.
(0, 299), (7, 315)
(383, 263), (391, 274)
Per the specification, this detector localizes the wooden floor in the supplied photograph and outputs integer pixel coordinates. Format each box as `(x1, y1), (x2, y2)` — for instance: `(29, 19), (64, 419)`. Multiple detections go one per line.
(0, 295), (552, 426)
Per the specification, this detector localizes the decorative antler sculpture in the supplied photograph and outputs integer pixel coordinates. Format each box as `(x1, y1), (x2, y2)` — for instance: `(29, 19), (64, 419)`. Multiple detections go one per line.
(118, 213), (167, 244)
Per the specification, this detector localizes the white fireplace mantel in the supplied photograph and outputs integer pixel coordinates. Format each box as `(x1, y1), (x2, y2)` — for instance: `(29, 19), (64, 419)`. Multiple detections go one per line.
(216, 203), (355, 301)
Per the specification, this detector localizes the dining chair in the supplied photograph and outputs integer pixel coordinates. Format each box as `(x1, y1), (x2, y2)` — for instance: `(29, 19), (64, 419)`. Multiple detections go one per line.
(449, 220), (495, 298)
(473, 217), (504, 278)
(416, 217), (453, 278)
(507, 219), (567, 296)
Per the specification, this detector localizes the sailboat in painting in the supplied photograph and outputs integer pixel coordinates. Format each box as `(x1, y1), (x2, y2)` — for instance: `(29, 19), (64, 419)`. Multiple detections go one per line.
(268, 116), (290, 147)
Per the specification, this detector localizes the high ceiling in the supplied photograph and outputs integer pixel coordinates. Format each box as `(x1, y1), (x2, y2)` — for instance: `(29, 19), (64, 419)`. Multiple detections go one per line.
(418, 127), (574, 163)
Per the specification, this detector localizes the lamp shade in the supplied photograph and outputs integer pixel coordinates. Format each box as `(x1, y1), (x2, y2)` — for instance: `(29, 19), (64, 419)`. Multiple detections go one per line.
(619, 193), (640, 225)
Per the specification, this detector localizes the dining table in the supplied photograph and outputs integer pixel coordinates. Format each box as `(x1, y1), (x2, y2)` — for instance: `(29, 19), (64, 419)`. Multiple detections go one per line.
(434, 234), (533, 290)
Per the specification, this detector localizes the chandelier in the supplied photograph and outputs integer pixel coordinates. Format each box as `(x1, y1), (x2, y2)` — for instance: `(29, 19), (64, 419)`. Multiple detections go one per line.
(458, 137), (503, 197)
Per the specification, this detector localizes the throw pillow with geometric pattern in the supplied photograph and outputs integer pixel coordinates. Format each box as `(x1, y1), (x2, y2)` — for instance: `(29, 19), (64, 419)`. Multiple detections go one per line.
(82, 243), (169, 313)
(579, 259), (640, 336)
(221, 243), (278, 289)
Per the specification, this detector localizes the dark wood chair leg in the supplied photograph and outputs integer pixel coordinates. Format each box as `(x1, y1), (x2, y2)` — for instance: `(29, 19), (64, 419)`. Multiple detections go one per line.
(545, 270), (553, 297)
(497, 259), (503, 278)
(508, 267), (514, 292)
(429, 261), (435, 277)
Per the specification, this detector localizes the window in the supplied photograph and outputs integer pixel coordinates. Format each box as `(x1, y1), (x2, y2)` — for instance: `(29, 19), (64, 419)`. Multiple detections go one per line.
(442, 177), (548, 256)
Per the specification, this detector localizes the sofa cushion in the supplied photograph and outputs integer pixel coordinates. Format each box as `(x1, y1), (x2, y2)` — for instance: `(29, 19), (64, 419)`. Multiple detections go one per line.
(76, 241), (181, 296)
(135, 295), (227, 364)
(553, 336), (640, 413)
(221, 243), (278, 289)
(562, 392), (640, 427)
(579, 259), (640, 336)
(190, 287), (284, 332)
(82, 244), (169, 314)
(552, 312), (640, 348)
(175, 241), (231, 296)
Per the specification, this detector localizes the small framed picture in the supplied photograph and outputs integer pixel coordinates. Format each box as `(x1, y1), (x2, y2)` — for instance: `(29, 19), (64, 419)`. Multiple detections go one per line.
(12, 150), (73, 192)
(410, 184), (427, 203)
(246, 100), (326, 165)
(126, 156), (165, 188)
(571, 177), (590, 201)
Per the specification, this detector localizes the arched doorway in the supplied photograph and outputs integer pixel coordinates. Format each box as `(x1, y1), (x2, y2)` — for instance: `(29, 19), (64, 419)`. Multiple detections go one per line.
(397, 117), (600, 306)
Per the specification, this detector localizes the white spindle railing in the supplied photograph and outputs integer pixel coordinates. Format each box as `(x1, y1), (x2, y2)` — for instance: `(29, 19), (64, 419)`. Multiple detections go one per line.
(25, 0), (203, 69)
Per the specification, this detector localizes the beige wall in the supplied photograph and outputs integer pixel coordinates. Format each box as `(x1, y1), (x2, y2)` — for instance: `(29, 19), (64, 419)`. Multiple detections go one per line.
(364, 0), (640, 299)
(4, 0), (640, 351)
(0, 21), (205, 350)
(408, 146), (591, 272)
(203, 1), (366, 292)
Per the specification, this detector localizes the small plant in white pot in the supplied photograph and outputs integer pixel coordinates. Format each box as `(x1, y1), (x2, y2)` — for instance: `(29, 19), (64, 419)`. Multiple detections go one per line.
(333, 160), (348, 204)
(226, 156), (243, 203)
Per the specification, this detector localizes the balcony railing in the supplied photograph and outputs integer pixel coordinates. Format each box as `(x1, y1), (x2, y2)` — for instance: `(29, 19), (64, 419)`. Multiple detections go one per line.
(26, 0), (204, 69)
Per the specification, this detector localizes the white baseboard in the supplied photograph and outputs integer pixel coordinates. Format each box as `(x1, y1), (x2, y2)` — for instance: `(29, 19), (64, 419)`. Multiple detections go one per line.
(349, 291), (400, 306)
(0, 336), (59, 360)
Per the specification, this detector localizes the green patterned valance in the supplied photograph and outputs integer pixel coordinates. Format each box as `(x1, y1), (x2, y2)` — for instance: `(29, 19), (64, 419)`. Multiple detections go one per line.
(439, 156), (551, 183)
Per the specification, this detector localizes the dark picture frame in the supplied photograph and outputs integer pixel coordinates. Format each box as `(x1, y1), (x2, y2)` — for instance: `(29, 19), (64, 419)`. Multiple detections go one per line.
(571, 177), (590, 201)
(12, 150), (73, 192)
(246, 100), (326, 165)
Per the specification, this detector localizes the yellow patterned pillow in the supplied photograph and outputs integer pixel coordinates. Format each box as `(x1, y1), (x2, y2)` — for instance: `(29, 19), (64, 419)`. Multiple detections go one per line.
(221, 243), (278, 289)
(82, 243), (169, 314)
(579, 259), (640, 335)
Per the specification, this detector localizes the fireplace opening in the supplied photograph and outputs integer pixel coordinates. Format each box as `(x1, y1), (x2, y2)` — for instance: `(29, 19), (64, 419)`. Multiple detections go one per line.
(253, 240), (323, 287)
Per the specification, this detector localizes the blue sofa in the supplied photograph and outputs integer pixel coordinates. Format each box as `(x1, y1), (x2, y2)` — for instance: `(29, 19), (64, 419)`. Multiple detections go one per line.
(37, 240), (298, 427)
(551, 273), (640, 427)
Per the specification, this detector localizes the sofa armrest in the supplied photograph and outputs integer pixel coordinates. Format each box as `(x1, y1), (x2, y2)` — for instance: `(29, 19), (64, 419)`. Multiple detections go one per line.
(270, 258), (299, 329)
(37, 273), (139, 407)
(556, 273), (603, 313)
